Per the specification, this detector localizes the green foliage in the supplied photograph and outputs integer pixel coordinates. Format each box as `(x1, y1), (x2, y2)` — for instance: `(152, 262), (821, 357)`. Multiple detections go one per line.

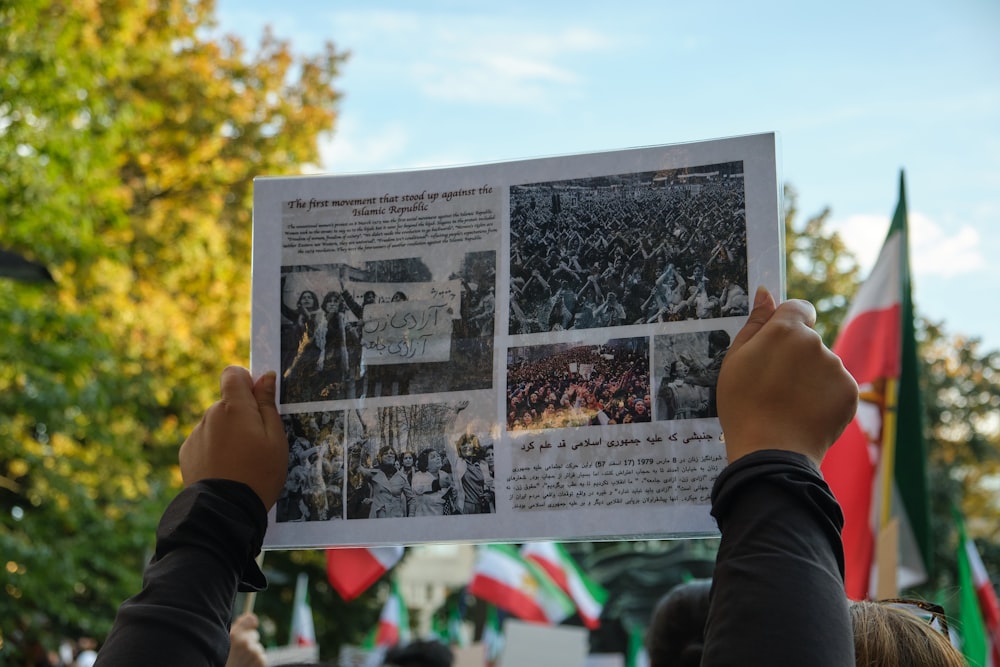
(917, 322), (1000, 602)
(251, 550), (388, 661)
(783, 184), (862, 344)
(1, 0), (344, 660)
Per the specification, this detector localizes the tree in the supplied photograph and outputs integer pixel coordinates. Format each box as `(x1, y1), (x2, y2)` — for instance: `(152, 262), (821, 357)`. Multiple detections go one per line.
(0, 0), (344, 660)
(919, 322), (1000, 597)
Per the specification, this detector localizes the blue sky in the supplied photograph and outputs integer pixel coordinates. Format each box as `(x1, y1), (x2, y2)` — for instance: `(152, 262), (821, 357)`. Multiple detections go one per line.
(215, 0), (1000, 350)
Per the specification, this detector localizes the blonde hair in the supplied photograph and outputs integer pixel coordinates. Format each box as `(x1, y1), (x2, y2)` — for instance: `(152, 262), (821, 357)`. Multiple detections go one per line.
(850, 600), (964, 667)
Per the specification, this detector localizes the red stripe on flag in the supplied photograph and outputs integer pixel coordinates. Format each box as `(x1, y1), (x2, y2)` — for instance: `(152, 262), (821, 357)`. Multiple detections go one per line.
(375, 619), (400, 647)
(832, 304), (901, 385)
(822, 418), (877, 600)
(469, 575), (549, 624)
(326, 548), (398, 601)
(529, 559), (570, 592)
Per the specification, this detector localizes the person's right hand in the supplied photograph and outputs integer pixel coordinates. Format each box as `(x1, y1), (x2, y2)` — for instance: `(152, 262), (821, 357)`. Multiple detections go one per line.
(179, 367), (289, 509)
(716, 287), (858, 466)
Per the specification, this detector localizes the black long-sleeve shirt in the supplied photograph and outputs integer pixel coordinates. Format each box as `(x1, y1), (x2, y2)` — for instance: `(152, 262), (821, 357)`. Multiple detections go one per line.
(95, 480), (267, 667)
(702, 450), (855, 666)
(95, 451), (854, 666)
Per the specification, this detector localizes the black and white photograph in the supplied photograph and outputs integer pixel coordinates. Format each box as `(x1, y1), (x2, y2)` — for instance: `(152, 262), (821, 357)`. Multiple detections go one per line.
(652, 330), (732, 422)
(508, 161), (749, 334)
(506, 336), (651, 430)
(345, 399), (496, 519)
(276, 410), (346, 523)
(280, 251), (496, 404)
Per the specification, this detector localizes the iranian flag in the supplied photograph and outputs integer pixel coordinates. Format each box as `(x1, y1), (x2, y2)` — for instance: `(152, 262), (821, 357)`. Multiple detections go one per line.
(468, 544), (575, 625)
(290, 572), (316, 647)
(482, 605), (505, 667)
(373, 580), (410, 647)
(956, 510), (1000, 667)
(520, 541), (608, 629)
(326, 546), (405, 601)
(821, 171), (931, 600)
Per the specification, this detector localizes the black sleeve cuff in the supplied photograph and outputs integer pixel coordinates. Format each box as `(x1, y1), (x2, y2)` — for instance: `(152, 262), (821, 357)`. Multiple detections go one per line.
(156, 479), (268, 592)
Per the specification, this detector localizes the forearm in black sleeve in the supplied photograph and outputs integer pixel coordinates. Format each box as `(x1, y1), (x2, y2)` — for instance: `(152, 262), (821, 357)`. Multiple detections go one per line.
(701, 450), (854, 667)
(96, 480), (268, 667)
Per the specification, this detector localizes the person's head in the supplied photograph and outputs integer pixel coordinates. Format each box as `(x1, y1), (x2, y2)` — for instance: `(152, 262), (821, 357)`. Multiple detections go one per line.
(417, 448), (442, 473)
(667, 360), (690, 382)
(646, 579), (712, 667)
(378, 446), (397, 466)
(634, 399), (647, 416)
(457, 433), (480, 460)
(363, 290), (377, 305)
(391, 291), (408, 302)
(322, 291), (342, 313)
(382, 639), (453, 667)
(708, 329), (731, 356)
(400, 450), (416, 470)
(297, 290), (318, 310)
(483, 444), (495, 468)
(849, 600), (964, 667)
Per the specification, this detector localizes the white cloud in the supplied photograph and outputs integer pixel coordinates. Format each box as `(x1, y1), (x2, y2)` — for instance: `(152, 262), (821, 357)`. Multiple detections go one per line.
(409, 26), (611, 108)
(832, 211), (985, 279)
(334, 9), (613, 109)
(319, 116), (412, 173)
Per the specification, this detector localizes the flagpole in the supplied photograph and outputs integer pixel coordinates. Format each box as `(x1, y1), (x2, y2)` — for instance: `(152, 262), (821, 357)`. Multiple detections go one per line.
(879, 377), (899, 529)
(875, 378), (900, 598)
(243, 552), (265, 615)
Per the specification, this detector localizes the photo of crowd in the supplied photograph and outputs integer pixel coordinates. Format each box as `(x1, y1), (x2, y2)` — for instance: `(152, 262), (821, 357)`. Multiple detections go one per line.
(345, 401), (496, 519)
(508, 161), (749, 334)
(653, 330), (732, 422)
(280, 251), (496, 404)
(275, 410), (345, 523)
(506, 337), (651, 430)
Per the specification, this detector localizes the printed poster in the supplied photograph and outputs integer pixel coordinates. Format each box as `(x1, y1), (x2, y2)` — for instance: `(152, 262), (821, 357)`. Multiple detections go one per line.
(251, 132), (783, 548)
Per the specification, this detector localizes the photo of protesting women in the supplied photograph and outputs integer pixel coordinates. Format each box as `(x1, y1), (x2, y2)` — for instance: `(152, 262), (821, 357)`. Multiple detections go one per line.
(506, 337), (651, 430)
(508, 161), (749, 334)
(344, 399), (497, 518)
(279, 251), (496, 404)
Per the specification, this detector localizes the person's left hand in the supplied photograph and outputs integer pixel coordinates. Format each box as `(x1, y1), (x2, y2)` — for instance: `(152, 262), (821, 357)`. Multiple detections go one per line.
(225, 613), (266, 667)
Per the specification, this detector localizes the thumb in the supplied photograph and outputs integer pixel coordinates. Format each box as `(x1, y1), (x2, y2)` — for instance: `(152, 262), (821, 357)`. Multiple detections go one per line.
(219, 366), (254, 403)
(727, 286), (777, 353)
(252, 371), (284, 440)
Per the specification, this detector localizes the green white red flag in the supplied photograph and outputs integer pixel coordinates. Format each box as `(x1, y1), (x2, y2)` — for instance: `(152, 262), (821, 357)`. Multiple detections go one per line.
(821, 171), (931, 599)
(373, 579), (410, 648)
(290, 572), (316, 647)
(468, 544), (575, 625)
(956, 510), (1000, 667)
(326, 546), (405, 601)
(520, 541), (608, 629)
(482, 604), (505, 666)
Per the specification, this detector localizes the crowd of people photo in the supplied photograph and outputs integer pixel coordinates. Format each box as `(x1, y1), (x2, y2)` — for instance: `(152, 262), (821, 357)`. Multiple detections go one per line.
(509, 162), (749, 334)
(506, 337), (651, 430)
